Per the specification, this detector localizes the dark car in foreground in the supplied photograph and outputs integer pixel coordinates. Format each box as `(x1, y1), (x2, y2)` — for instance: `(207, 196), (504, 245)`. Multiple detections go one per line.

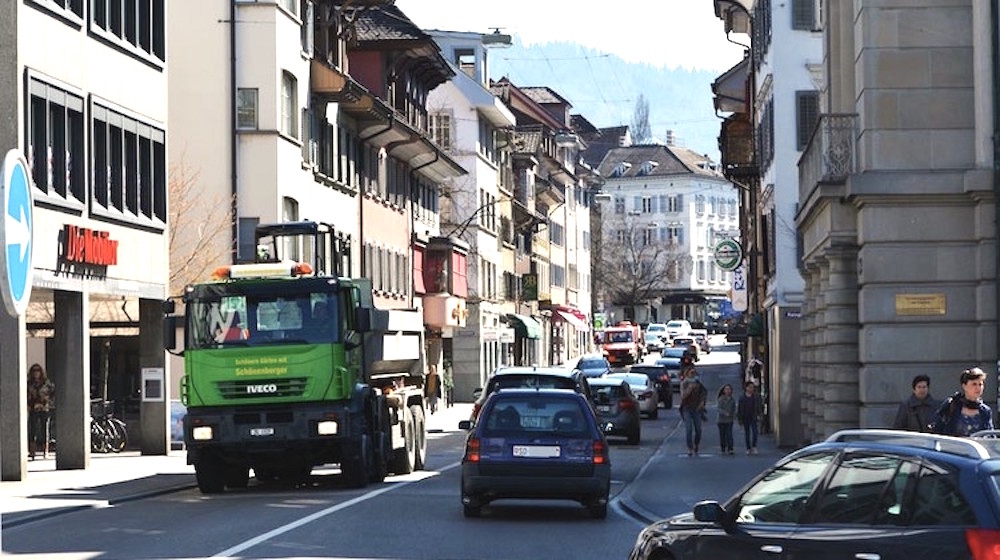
(469, 366), (592, 422)
(458, 388), (611, 519)
(587, 377), (641, 444)
(630, 429), (1000, 560)
(627, 363), (673, 409)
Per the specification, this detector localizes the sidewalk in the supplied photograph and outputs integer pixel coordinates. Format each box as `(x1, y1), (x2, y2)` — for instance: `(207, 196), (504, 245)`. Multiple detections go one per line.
(1, 402), (473, 529)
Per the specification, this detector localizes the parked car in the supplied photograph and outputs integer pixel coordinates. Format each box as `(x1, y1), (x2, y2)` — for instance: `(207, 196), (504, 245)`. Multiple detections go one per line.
(689, 328), (711, 354)
(606, 372), (659, 419)
(654, 348), (688, 392)
(671, 336), (700, 361)
(574, 355), (612, 378)
(629, 429), (1000, 560)
(586, 377), (641, 445)
(643, 332), (665, 353)
(458, 388), (611, 519)
(627, 363), (673, 409)
(645, 323), (669, 343)
(665, 319), (692, 338)
(469, 366), (592, 422)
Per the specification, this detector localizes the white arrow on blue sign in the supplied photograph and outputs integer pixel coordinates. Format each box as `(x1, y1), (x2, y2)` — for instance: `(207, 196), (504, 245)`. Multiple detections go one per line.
(1, 150), (35, 317)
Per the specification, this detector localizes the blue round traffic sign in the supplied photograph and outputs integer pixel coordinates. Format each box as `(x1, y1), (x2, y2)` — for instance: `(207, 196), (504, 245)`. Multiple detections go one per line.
(1, 150), (34, 317)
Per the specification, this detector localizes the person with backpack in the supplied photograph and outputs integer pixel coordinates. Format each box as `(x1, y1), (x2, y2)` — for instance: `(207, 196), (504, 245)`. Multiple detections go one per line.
(679, 365), (707, 456)
(931, 367), (994, 437)
(737, 380), (762, 454)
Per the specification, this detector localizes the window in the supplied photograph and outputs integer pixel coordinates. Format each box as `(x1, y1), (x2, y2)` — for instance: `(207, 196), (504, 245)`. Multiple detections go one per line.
(430, 112), (452, 150)
(642, 227), (655, 246)
(300, 0), (313, 55)
(813, 454), (902, 524)
(280, 0), (298, 16)
(30, 0), (83, 20)
(792, 0), (816, 30)
(237, 88), (258, 130)
(666, 195), (681, 213)
(614, 197), (625, 215)
(281, 71), (298, 138)
(91, 101), (167, 224)
(90, 0), (165, 62)
(642, 196), (653, 213)
(28, 77), (85, 205)
(796, 90), (820, 150)
(549, 222), (565, 246)
(736, 452), (835, 524)
(455, 48), (475, 78)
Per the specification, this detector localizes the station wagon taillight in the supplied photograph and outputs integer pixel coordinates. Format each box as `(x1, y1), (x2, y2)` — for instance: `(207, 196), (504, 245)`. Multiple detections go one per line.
(966, 528), (1000, 560)
(592, 440), (608, 465)
(463, 437), (481, 463)
(619, 399), (636, 410)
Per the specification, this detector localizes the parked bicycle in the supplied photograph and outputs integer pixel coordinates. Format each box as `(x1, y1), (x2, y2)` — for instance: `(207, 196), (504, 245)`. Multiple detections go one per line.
(91, 399), (128, 453)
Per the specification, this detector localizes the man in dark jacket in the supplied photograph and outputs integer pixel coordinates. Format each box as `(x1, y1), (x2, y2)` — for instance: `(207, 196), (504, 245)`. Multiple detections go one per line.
(891, 374), (939, 432)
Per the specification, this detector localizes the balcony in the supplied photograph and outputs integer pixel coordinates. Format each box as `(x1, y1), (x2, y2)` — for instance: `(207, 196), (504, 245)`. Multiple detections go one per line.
(798, 113), (857, 201)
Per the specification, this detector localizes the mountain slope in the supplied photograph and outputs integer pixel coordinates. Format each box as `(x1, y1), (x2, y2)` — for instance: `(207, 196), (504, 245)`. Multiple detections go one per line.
(488, 36), (733, 160)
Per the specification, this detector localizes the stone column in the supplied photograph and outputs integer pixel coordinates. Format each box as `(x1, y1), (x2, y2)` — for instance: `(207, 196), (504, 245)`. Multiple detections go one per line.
(54, 289), (90, 470)
(140, 297), (169, 455)
(0, 313), (28, 480)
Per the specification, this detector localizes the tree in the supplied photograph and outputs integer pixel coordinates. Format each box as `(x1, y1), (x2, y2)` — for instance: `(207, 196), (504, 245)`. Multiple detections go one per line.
(168, 158), (233, 296)
(631, 93), (652, 144)
(592, 213), (690, 319)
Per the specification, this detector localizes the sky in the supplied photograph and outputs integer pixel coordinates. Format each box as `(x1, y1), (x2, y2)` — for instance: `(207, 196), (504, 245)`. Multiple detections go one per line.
(392, 1), (748, 73)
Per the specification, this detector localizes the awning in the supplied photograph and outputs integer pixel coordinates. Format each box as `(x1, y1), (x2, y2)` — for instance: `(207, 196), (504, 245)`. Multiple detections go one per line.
(506, 313), (542, 339)
(555, 310), (589, 331)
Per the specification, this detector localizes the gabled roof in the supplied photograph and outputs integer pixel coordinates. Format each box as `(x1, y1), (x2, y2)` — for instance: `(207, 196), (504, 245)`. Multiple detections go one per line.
(521, 86), (573, 107)
(597, 144), (722, 179)
(350, 5), (454, 88)
(351, 4), (430, 43)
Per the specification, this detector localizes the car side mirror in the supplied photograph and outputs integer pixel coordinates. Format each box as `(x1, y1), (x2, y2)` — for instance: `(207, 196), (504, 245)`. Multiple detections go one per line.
(458, 420), (473, 430)
(693, 500), (733, 531)
(472, 388), (483, 399)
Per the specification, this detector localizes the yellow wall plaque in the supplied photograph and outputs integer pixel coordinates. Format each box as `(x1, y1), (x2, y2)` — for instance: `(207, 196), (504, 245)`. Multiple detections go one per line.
(895, 293), (946, 316)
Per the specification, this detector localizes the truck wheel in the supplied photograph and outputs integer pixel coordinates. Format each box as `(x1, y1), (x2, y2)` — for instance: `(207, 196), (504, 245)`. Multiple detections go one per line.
(389, 410), (416, 474)
(225, 465), (250, 489)
(368, 432), (388, 483)
(409, 405), (427, 470)
(195, 457), (226, 494)
(341, 436), (371, 488)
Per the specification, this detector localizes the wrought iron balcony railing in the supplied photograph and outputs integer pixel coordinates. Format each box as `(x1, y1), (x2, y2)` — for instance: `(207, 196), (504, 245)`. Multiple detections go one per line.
(798, 113), (858, 200)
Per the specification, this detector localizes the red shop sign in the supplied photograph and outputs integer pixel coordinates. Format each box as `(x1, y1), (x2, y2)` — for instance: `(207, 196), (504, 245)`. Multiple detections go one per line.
(62, 224), (119, 266)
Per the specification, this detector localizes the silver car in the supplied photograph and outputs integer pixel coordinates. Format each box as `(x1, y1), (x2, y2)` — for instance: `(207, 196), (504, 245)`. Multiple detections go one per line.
(606, 372), (659, 419)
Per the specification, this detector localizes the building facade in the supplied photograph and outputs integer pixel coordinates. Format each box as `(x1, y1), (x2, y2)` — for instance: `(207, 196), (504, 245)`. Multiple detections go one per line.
(595, 144), (737, 328)
(1, 0), (170, 481)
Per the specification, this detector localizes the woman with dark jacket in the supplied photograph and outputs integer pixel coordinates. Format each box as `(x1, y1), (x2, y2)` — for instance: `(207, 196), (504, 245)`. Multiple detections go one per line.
(891, 374), (939, 432)
(931, 367), (994, 437)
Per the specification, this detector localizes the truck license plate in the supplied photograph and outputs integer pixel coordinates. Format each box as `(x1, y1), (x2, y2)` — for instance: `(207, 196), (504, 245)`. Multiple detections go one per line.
(250, 427), (274, 437)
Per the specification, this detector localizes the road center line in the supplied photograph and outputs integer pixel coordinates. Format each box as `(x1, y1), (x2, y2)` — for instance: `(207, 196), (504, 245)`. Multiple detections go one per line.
(212, 461), (461, 558)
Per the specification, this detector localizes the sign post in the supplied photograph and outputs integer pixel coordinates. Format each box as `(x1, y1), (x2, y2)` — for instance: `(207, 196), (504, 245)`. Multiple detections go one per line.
(0, 150), (34, 317)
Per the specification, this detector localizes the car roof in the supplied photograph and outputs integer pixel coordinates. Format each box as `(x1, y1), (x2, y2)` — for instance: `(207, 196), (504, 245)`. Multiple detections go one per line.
(586, 377), (629, 387)
(485, 387), (586, 400)
(493, 366), (579, 378)
(815, 429), (1000, 461)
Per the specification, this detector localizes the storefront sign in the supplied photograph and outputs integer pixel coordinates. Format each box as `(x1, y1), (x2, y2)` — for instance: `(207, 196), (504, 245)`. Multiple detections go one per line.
(62, 224), (119, 266)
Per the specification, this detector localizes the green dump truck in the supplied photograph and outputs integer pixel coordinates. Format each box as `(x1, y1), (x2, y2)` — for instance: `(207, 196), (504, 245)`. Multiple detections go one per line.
(166, 222), (428, 493)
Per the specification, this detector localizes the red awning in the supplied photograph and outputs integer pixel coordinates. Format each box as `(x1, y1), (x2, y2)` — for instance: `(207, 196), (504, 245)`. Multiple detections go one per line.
(555, 310), (588, 331)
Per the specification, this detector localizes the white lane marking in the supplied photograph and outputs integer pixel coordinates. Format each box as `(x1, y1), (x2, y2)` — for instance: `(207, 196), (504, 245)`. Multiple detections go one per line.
(212, 461), (461, 558)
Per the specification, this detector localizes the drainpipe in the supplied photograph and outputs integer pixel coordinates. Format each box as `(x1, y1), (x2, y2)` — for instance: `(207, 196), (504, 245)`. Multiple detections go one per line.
(230, 0), (239, 263)
(992, 0), (1000, 411)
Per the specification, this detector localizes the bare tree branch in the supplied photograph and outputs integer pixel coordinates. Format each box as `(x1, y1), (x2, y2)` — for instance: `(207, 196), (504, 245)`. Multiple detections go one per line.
(594, 213), (689, 309)
(168, 157), (233, 296)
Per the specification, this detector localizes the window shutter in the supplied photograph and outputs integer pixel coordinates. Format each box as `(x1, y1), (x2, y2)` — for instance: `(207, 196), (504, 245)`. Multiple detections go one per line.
(633, 196), (642, 212)
(796, 91), (820, 150)
(792, 0), (815, 30)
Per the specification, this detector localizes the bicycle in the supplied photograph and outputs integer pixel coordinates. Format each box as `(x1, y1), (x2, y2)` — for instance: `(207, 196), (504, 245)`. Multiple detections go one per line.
(91, 399), (128, 453)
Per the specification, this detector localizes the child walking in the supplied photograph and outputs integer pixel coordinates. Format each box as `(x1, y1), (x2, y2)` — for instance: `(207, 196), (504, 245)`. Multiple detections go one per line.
(737, 381), (762, 454)
(717, 384), (735, 455)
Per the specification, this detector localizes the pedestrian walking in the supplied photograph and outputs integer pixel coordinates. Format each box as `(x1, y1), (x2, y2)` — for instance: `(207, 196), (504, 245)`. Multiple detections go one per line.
(891, 374), (939, 432)
(931, 367), (994, 437)
(27, 363), (55, 460)
(737, 380), (762, 454)
(424, 364), (441, 415)
(679, 366), (707, 456)
(717, 383), (736, 455)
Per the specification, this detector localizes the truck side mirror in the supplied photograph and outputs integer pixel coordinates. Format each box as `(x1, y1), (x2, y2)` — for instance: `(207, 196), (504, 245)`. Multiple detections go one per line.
(354, 307), (372, 332)
(344, 330), (362, 350)
(164, 315), (182, 355)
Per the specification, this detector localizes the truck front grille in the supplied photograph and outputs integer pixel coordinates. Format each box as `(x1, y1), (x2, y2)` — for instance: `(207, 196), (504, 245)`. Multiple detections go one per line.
(216, 377), (308, 399)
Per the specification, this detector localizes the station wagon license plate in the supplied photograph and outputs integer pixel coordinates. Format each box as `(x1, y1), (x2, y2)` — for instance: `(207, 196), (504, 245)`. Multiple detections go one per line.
(513, 445), (560, 458)
(250, 427), (274, 436)
(597, 405), (611, 413)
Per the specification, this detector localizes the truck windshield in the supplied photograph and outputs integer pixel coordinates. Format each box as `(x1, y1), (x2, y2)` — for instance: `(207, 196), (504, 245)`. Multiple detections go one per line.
(608, 331), (634, 343)
(187, 292), (342, 349)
